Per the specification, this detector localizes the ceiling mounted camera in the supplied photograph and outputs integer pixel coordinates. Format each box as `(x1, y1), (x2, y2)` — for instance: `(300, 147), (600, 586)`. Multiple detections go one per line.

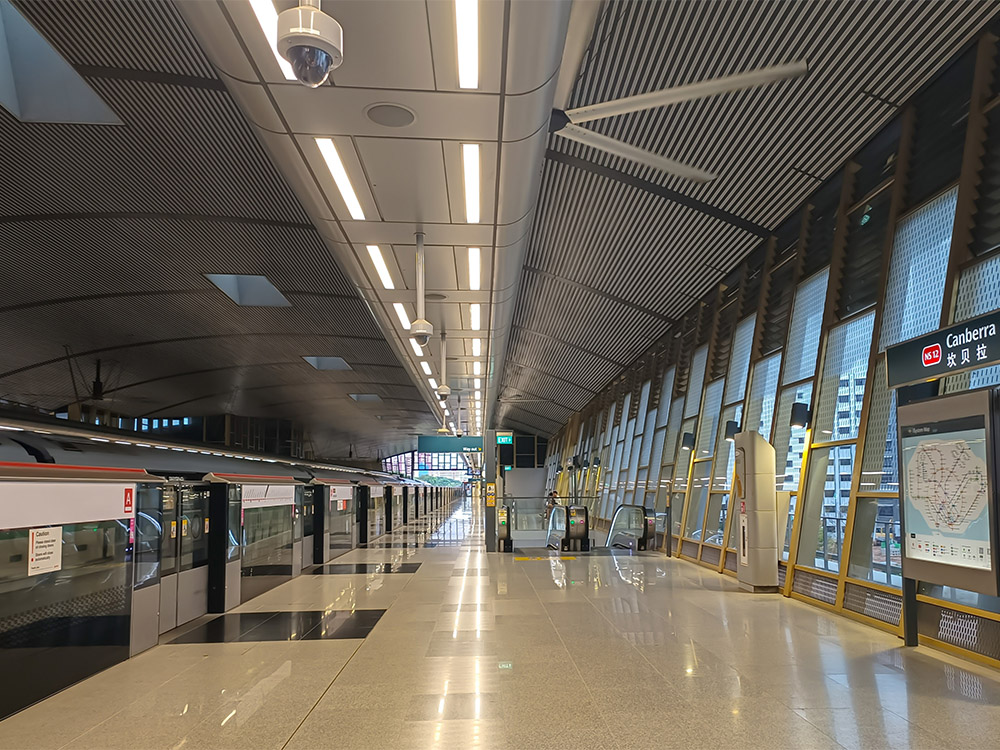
(411, 318), (433, 348)
(277, 1), (344, 88)
(436, 384), (452, 398)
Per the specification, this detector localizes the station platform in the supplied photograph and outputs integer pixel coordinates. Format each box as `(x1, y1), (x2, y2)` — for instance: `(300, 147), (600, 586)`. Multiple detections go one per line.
(2, 497), (999, 750)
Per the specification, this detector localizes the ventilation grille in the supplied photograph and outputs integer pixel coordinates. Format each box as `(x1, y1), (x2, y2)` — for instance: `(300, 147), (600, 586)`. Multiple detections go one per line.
(854, 117), (901, 199)
(918, 602), (1000, 662)
(681, 540), (699, 559)
(803, 176), (843, 276)
(700, 544), (721, 567)
(837, 189), (890, 319)
(778, 561), (788, 588)
(671, 535), (679, 555)
(740, 245), (767, 319)
(791, 568), (838, 604)
(843, 582), (902, 626)
(971, 108), (1000, 257)
(760, 259), (796, 356)
(907, 47), (975, 210)
(710, 295), (740, 380)
(725, 550), (738, 572)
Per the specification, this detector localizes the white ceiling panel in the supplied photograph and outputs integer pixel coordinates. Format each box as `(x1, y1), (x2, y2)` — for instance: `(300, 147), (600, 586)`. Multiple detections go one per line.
(356, 138), (452, 223)
(272, 85), (499, 140)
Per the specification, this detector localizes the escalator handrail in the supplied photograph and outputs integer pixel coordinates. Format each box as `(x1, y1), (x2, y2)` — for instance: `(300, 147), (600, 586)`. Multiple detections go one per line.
(607, 504), (652, 549)
(546, 505), (568, 548)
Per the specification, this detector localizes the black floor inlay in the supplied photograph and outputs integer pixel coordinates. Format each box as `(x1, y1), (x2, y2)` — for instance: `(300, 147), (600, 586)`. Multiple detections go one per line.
(312, 563), (421, 575)
(168, 610), (385, 643)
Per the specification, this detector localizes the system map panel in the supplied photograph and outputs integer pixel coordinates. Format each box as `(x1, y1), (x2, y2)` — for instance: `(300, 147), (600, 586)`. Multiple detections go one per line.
(900, 415), (991, 571)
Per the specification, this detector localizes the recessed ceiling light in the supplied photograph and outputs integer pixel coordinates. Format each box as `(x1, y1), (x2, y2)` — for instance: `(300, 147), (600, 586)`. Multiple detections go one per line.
(315, 138), (365, 220)
(474, 378), (481, 388)
(421, 361), (432, 375)
(349, 393), (383, 402)
(455, 0), (478, 89)
(367, 245), (394, 289)
(470, 303), (481, 330)
(473, 361), (482, 375)
(468, 247), (480, 290)
(205, 274), (291, 307)
(429, 378), (439, 390)
(393, 302), (411, 329)
(475, 390), (482, 400)
(409, 338), (423, 356)
(463, 143), (480, 223)
(472, 338), (481, 356)
(247, 0), (296, 79)
(303, 356), (352, 371)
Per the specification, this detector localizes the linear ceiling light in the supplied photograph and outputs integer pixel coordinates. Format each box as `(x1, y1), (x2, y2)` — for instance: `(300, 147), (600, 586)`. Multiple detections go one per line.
(468, 247), (481, 290)
(315, 138), (365, 220)
(420, 361), (432, 375)
(455, 0), (478, 88)
(393, 303), (411, 329)
(470, 303), (481, 331)
(409, 338), (423, 357)
(247, 0), (296, 80)
(474, 378), (481, 389)
(472, 338), (481, 356)
(367, 245), (394, 289)
(473, 361), (482, 376)
(462, 143), (480, 223)
(475, 390), (482, 401)
(429, 378), (439, 390)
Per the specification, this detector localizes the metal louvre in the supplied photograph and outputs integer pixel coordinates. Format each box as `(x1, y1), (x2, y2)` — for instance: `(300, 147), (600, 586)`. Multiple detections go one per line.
(843, 582), (902, 626)
(918, 602), (1000, 662)
(500, 0), (998, 436)
(0, 0), (434, 456)
(791, 569), (838, 605)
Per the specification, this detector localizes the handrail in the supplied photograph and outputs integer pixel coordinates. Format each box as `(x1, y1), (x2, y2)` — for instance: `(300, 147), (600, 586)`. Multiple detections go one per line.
(606, 504), (655, 551)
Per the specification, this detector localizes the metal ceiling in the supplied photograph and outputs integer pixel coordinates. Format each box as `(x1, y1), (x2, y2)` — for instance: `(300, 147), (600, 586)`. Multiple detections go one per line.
(496, 0), (1000, 436)
(0, 0), (436, 457)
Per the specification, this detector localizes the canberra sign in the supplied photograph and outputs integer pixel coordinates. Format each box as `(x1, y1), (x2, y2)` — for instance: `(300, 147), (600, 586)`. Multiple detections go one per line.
(886, 309), (1000, 389)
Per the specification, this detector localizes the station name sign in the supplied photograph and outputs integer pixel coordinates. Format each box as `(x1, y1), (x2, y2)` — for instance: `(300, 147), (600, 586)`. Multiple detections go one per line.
(886, 309), (1000, 389)
(417, 435), (484, 453)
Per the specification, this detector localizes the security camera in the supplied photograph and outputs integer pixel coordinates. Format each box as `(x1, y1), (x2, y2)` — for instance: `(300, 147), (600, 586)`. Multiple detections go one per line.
(277, 2), (344, 88)
(456, 430), (464, 437)
(437, 384), (452, 398)
(411, 319), (433, 348)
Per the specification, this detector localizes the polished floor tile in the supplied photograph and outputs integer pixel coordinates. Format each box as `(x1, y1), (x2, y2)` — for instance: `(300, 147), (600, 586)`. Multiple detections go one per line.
(313, 562), (422, 574)
(5, 497), (1000, 750)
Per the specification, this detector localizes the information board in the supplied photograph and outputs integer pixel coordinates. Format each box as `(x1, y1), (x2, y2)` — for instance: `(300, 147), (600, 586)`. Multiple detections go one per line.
(885, 308), (1000, 388)
(901, 415), (991, 570)
(897, 388), (1000, 595)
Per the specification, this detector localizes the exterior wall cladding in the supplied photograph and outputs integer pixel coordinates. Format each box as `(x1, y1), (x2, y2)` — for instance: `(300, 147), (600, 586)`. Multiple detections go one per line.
(545, 26), (1000, 666)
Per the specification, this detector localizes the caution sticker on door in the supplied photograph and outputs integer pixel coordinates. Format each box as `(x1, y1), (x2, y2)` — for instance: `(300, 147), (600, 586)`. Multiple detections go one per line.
(181, 518), (189, 537)
(170, 520), (177, 539)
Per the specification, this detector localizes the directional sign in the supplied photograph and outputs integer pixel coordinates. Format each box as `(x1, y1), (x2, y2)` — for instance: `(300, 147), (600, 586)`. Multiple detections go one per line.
(885, 309), (1000, 388)
(417, 435), (484, 453)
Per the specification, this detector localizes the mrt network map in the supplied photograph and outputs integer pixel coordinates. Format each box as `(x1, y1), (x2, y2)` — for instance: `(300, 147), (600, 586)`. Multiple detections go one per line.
(901, 417), (992, 571)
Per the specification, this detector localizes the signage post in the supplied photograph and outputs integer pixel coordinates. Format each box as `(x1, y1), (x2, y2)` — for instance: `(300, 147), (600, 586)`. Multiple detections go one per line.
(484, 430), (497, 552)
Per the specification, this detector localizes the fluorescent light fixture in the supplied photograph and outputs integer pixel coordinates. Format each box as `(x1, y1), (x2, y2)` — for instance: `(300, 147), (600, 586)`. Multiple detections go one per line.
(473, 361), (482, 375)
(429, 378), (439, 390)
(421, 361), (432, 375)
(463, 143), (480, 223)
(303, 356), (352, 371)
(475, 390), (482, 401)
(474, 378), (481, 388)
(410, 338), (423, 356)
(444, 408), (450, 416)
(472, 338), (481, 356)
(89, 437), (109, 443)
(0, 425), (23, 431)
(350, 393), (384, 403)
(315, 138), (366, 220)
(449, 421), (456, 429)
(248, 0), (296, 79)
(367, 245), (394, 289)
(455, 0), (478, 88)
(468, 247), (481, 290)
(394, 303), (412, 329)
(470, 303), (481, 330)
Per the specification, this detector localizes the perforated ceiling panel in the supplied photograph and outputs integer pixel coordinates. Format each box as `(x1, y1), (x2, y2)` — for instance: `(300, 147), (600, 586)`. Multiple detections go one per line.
(0, 0), (435, 457)
(497, 0), (999, 437)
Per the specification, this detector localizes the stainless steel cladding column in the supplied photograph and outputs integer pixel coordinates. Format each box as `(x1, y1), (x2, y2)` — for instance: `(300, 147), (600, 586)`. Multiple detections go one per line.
(485, 429), (497, 551)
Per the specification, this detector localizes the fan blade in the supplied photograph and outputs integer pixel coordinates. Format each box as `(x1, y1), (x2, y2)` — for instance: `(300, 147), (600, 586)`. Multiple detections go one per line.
(556, 124), (714, 183)
(566, 60), (809, 124)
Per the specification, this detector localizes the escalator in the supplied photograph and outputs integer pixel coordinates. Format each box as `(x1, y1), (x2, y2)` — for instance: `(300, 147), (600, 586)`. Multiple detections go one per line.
(605, 504), (656, 551)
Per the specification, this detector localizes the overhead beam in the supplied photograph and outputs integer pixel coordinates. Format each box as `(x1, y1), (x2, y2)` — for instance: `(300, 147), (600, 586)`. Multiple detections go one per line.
(544, 149), (770, 238)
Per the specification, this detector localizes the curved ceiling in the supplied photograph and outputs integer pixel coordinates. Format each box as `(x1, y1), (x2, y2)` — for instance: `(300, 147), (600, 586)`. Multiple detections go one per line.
(495, 0), (1000, 436)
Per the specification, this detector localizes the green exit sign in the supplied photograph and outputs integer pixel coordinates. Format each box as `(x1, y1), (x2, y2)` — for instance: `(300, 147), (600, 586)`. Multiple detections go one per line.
(504, 465), (512, 471)
(496, 432), (513, 445)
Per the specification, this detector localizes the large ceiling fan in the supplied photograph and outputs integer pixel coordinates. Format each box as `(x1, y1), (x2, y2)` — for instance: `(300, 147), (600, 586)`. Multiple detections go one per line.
(551, 25), (809, 184)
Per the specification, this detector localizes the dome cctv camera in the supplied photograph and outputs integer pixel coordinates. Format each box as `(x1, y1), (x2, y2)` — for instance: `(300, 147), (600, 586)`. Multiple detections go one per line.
(277, 2), (344, 88)
(437, 384), (452, 398)
(411, 319), (433, 348)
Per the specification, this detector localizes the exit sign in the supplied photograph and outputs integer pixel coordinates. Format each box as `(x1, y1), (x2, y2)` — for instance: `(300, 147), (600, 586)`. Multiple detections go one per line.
(496, 432), (513, 445)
